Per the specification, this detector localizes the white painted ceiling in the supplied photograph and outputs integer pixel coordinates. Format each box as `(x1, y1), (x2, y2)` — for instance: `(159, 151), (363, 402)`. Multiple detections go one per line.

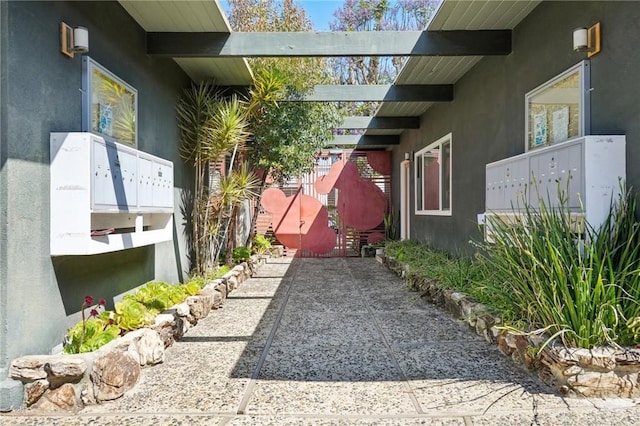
(118, 0), (253, 86)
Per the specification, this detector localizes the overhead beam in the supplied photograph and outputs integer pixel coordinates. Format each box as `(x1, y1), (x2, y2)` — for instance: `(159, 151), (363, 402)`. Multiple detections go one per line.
(338, 116), (419, 130)
(329, 135), (400, 146)
(147, 30), (512, 57)
(303, 85), (451, 102)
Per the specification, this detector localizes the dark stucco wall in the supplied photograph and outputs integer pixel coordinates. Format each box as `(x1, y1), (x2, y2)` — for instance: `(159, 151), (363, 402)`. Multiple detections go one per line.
(0, 0), (192, 392)
(393, 1), (640, 256)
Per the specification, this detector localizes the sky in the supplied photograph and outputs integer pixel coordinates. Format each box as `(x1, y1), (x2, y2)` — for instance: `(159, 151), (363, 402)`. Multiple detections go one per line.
(299, 1), (343, 30)
(220, 0), (344, 31)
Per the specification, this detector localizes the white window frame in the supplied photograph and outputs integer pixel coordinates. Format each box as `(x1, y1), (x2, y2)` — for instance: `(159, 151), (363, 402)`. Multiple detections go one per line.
(82, 57), (138, 147)
(414, 133), (452, 216)
(524, 60), (590, 152)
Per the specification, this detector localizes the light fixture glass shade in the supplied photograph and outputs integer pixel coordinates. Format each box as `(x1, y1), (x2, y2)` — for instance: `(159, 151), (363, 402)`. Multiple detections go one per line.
(73, 26), (89, 53)
(573, 27), (588, 51)
(404, 152), (411, 160)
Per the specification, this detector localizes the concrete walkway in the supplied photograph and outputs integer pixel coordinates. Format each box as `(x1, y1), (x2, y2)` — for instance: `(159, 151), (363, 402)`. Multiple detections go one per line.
(3, 257), (639, 425)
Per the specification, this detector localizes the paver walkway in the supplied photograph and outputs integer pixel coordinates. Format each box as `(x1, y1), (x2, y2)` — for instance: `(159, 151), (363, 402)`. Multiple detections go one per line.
(3, 257), (639, 425)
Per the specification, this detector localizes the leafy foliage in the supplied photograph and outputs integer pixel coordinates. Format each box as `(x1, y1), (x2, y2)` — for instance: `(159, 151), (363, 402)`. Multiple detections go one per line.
(252, 234), (272, 254)
(232, 246), (252, 263)
(63, 318), (120, 354)
(476, 186), (640, 348)
(385, 240), (498, 309)
(112, 298), (154, 332)
(329, 0), (441, 115)
(63, 268), (238, 354)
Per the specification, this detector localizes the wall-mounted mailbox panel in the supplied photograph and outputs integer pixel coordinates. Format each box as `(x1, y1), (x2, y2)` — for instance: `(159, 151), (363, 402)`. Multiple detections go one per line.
(50, 132), (174, 256)
(484, 135), (626, 233)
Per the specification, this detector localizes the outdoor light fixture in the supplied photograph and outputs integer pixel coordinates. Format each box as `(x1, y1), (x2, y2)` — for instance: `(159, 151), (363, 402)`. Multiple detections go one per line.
(404, 152), (411, 161)
(61, 22), (89, 58)
(573, 22), (600, 58)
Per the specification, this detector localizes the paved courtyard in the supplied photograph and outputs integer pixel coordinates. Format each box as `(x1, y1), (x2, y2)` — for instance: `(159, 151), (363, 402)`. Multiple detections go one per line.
(2, 257), (639, 425)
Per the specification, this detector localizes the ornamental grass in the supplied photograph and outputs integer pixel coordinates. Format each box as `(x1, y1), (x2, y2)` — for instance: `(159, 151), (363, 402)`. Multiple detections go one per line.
(387, 186), (640, 349)
(478, 187), (640, 348)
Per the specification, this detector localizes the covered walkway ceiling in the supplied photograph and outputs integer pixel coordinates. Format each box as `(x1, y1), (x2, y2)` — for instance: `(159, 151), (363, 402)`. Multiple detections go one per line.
(118, 0), (541, 150)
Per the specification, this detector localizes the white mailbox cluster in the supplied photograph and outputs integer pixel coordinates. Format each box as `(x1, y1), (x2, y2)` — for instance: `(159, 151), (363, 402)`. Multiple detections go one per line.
(485, 135), (626, 231)
(50, 132), (174, 255)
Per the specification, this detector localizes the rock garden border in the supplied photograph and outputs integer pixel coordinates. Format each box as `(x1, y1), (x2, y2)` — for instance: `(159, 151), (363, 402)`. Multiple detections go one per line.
(8, 253), (275, 412)
(379, 252), (640, 399)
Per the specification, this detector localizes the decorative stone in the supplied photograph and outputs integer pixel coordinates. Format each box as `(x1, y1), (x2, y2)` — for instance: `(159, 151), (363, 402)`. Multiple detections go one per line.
(445, 292), (465, 318)
(174, 302), (190, 317)
(490, 325), (503, 338)
(136, 330), (164, 365)
(186, 295), (209, 320)
(32, 383), (77, 411)
(197, 287), (216, 312)
(153, 322), (176, 349)
(80, 382), (96, 406)
(563, 365), (583, 377)
(496, 334), (514, 356)
(91, 351), (140, 402)
(215, 282), (228, 299)
(615, 349), (640, 365)
(44, 358), (86, 388)
(10, 356), (47, 382)
(227, 275), (239, 291)
(211, 290), (224, 309)
(568, 371), (636, 397)
(25, 379), (49, 407)
(116, 328), (165, 366)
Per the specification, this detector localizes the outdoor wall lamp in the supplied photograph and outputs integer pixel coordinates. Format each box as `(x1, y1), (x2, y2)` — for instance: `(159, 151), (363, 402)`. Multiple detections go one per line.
(60, 22), (89, 58)
(573, 22), (600, 58)
(404, 152), (411, 161)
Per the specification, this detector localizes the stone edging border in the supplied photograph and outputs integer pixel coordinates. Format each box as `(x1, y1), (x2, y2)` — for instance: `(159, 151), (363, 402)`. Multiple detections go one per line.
(8, 254), (274, 412)
(379, 253), (640, 398)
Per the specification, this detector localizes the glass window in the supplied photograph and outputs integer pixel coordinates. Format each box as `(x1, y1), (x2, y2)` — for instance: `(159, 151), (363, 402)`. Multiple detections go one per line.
(82, 57), (138, 146)
(415, 133), (452, 216)
(525, 61), (589, 151)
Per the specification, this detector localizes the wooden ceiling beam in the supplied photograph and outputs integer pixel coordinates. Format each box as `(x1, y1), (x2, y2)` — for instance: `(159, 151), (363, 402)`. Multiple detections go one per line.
(147, 30), (512, 57)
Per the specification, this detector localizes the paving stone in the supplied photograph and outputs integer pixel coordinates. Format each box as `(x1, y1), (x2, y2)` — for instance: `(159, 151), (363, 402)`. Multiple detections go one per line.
(5, 257), (638, 424)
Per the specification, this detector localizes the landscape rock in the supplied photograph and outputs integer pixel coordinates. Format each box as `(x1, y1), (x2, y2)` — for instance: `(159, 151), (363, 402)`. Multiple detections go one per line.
(91, 351), (140, 402)
(32, 383), (77, 411)
(10, 356), (47, 382)
(114, 328), (165, 366)
(44, 357), (86, 387)
(152, 313), (176, 348)
(25, 380), (49, 407)
(186, 295), (208, 320)
(174, 302), (190, 317)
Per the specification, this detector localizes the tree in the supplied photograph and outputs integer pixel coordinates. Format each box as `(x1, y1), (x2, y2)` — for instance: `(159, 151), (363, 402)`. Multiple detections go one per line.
(329, 0), (440, 115)
(227, 0), (342, 246)
(177, 84), (253, 274)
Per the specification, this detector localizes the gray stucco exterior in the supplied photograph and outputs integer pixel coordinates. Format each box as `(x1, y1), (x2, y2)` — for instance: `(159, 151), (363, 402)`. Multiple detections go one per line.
(0, 1), (192, 409)
(393, 1), (640, 255)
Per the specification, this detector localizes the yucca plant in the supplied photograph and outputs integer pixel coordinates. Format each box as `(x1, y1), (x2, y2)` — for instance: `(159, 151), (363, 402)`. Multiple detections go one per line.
(477, 185), (640, 348)
(178, 83), (251, 274)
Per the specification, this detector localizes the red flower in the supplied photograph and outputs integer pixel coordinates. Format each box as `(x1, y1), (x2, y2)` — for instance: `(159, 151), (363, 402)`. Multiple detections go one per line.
(90, 309), (99, 317)
(84, 295), (94, 306)
(98, 298), (107, 306)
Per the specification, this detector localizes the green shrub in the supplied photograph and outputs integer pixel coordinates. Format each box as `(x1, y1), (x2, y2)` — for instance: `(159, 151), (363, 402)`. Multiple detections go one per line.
(252, 234), (272, 254)
(129, 281), (187, 313)
(232, 246), (251, 263)
(113, 298), (154, 332)
(476, 186), (640, 348)
(63, 317), (120, 354)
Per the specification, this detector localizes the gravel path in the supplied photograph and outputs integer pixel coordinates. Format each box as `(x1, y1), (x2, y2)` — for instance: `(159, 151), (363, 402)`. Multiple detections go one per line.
(3, 257), (639, 425)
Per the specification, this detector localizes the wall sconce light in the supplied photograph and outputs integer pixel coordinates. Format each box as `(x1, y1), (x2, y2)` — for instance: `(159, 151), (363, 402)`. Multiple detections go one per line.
(573, 22), (601, 58)
(60, 22), (89, 58)
(404, 152), (411, 161)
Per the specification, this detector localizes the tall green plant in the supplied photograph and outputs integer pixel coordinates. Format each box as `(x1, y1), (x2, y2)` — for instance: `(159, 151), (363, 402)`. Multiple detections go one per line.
(178, 84), (250, 274)
(476, 186), (640, 348)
